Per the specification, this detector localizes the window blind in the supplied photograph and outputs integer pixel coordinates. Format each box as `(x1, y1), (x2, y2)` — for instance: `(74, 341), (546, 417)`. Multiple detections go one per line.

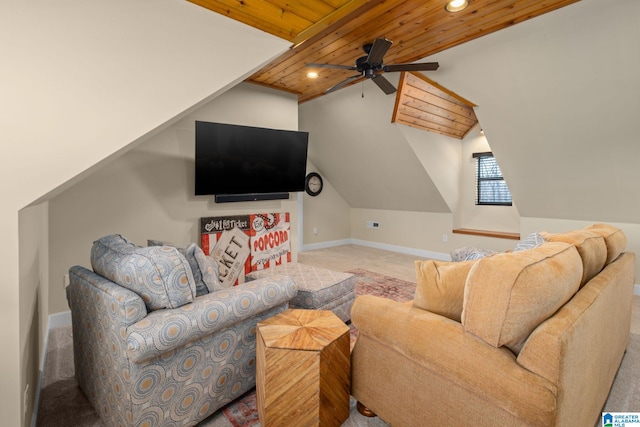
(473, 152), (512, 206)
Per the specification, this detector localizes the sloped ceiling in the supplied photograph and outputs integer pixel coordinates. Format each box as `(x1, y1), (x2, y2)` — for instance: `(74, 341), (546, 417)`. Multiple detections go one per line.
(299, 74), (450, 213)
(3, 1), (291, 209)
(188, 0), (358, 43)
(299, 0), (640, 222)
(392, 0), (640, 222)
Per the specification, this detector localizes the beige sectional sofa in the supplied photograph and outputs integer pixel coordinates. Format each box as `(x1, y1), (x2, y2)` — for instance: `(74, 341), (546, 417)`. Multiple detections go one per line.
(351, 224), (634, 426)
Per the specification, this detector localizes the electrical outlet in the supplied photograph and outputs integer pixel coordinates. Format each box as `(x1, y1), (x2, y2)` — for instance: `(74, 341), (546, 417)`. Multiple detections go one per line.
(442, 234), (448, 242)
(313, 227), (318, 235)
(63, 274), (70, 289)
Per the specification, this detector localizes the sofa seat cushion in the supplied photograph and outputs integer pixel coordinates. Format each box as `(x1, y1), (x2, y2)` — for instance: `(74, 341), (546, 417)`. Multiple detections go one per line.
(540, 230), (607, 287)
(413, 259), (476, 322)
(584, 223), (627, 265)
(462, 242), (582, 354)
(91, 234), (196, 311)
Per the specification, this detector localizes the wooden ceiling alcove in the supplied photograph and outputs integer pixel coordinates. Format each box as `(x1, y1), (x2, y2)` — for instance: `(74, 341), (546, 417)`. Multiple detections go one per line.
(392, 72), (478, 139)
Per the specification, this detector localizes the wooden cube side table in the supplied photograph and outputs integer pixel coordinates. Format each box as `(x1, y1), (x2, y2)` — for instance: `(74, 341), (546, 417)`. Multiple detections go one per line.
(256, 309), (351, 427)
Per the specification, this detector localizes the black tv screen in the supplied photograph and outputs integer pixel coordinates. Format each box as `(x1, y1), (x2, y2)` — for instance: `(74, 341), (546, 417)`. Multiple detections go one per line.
(195, 121), (309, 198)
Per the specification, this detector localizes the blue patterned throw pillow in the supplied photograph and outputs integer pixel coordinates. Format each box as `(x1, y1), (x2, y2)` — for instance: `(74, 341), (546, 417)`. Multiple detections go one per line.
(513, 232), (545, 252)
(148, 239), (221, 295)
(91, 235), (196, 311)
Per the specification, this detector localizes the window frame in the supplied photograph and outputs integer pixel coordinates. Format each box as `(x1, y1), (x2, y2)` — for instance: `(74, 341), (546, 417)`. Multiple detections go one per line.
(472, 151), (513, 206)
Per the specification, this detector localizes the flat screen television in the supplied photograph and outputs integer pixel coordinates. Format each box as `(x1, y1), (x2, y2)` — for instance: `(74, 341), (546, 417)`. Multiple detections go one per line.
(195, 121), (309, 202)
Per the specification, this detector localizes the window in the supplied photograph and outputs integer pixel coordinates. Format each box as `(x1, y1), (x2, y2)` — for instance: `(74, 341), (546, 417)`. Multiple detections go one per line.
(473, 152), (512, 206)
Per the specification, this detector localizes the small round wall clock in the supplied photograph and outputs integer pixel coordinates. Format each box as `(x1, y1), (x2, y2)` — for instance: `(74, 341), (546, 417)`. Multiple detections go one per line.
(304, 172), (323, 196)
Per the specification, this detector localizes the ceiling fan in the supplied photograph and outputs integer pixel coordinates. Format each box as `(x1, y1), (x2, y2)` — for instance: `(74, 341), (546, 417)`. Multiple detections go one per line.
(307, 37), (439, 95)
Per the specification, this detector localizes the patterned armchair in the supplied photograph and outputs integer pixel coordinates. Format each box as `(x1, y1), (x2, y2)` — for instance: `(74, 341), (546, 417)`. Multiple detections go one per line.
(66, 235), (297, 426)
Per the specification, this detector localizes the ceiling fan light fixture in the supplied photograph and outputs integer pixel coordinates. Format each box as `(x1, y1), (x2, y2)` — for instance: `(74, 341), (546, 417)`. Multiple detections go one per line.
(445, 0), (469, 12)
(308, 38), (439, 95)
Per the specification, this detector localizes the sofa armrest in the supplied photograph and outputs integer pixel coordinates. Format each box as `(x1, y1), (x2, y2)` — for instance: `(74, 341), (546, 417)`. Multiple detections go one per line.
(126, 275), (297, 363)
(67, 266), (148, 327)
(351, 295), (557, 420)
(353, 295), (520, 372)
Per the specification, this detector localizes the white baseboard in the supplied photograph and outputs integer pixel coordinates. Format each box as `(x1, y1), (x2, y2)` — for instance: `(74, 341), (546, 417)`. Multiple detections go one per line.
(350, 239), (450, 261)
(48, 311), (72, 329)
(301, 238), (449, 261)
(301, 239), (352, 252)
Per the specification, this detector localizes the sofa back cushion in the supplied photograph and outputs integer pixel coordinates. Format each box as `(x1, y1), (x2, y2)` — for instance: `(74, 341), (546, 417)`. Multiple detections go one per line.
(91, 234), (196, 311)
(148, 239), (221, 296)
(540, 230), (607, 287)
(462, 242), (582, 354)
(413, 259), (476, 322)
(584, 223), (627, 265)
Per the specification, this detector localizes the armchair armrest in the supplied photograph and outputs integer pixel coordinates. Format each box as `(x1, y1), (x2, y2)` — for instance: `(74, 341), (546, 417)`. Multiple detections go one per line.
(126, 275), (297, 363)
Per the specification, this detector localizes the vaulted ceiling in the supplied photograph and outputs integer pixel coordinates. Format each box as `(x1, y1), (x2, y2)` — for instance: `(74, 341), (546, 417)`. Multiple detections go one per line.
(189, 0), (580, 104)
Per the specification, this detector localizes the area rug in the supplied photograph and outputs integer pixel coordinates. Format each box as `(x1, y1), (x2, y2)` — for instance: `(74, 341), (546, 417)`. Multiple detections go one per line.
(347, 268), (415, 344)
(221, 390), (259, 427)
(348, 268), (416, 301)
(220, 269), (415, 427)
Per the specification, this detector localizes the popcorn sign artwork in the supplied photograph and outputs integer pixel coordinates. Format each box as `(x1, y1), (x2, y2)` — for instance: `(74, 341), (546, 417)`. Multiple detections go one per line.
(200, 213), (291, 286)
(249, 213), (292, 271)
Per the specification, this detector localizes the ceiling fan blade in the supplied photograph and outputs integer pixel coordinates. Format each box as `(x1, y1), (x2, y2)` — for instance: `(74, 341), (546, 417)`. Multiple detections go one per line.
(307, 63), (357, 70)
(366, 38), (392, 65)
(371, 75), (396, 95)
(325, 74), (362, 94)
(383, 62), (440, 72)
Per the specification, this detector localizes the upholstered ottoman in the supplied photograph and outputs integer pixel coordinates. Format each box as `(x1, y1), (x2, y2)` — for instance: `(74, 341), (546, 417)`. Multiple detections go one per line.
(246, 263), (356, 322)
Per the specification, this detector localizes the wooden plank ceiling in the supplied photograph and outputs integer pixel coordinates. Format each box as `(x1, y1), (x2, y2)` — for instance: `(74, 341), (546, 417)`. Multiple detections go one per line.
(189, 0), (580, 135)
(393, 72), (478, 139)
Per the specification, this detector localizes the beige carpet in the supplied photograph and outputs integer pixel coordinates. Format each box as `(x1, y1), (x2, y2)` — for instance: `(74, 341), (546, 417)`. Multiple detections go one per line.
(600, 333), (640, 418)
(36, 326), (101, 427)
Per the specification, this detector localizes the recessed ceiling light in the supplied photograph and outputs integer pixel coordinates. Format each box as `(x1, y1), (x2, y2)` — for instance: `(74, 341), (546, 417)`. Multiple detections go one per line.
(445, 0), (469, 12)
(306, 71), (319, 79)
